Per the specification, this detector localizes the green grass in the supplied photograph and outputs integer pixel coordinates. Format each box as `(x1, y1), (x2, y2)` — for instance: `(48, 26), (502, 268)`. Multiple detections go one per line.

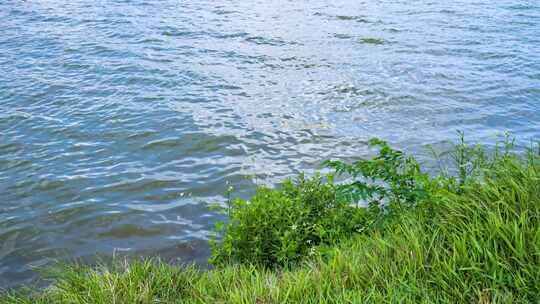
(3, 138), (540, 303)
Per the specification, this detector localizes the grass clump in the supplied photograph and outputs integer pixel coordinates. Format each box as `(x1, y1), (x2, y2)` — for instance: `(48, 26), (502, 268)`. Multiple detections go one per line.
(2, 261), (196, 304)
(3, 136), (540, 303)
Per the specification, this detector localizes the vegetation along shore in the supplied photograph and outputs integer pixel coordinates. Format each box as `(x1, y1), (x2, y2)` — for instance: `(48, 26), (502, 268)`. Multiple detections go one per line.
(2, 135), (540, 303)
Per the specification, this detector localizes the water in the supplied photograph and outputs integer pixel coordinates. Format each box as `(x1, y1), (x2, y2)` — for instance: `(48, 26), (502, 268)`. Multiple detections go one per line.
(1, 0), (539, 287)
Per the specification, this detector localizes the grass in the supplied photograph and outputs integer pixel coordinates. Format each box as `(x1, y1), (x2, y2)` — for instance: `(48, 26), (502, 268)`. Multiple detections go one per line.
(2, 137), (540, 303)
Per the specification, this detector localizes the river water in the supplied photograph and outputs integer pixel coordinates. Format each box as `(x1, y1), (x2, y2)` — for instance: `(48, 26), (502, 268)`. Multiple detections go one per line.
(1, 0), (539, 287)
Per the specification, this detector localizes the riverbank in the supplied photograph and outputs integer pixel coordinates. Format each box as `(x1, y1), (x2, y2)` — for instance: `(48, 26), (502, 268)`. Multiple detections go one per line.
(3, 138), (540, 303)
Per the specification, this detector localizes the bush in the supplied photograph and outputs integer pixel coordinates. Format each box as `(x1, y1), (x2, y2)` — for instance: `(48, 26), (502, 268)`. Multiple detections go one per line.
(325, 138), (429, 208)
(325, 138), (432, 230)
(211, 139), (435, 267)
(209, 174), (368, 267)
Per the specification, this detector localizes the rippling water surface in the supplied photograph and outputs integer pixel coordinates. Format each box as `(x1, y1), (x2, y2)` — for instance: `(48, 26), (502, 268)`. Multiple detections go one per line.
(1, 0), (539, 287)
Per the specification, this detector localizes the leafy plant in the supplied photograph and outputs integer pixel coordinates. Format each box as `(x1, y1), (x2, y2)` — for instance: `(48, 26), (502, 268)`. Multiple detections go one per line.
(324, 138), (429, 209)
(209, 174), (368, 268)
(212, 139), (437, 268)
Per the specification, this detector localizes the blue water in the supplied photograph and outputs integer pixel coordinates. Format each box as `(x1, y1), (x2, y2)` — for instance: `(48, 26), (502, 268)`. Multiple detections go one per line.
(1, 0), (539, 287)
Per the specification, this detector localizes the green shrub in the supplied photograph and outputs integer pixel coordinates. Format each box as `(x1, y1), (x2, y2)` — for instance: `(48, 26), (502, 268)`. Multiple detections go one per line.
(325, 138), (429, 208)
(209, 174), (368, 267)
(324, 138), (432, 231)
(210, 139), (433, 267)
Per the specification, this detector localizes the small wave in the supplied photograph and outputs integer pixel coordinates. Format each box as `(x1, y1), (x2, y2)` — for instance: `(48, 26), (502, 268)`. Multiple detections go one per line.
(358, 37), (385, 45)
(161, 29), (206, 38)
(335, 15), (370, 23)
(98, 224), (164, 239)
(314, 12), (371, 23)
(245, 36), (291, 46)
(212, 9), (237, 15)
(334, 33), (352, 39)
